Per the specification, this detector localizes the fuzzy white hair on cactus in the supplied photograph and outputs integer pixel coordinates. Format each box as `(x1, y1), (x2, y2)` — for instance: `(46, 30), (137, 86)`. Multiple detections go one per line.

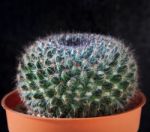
(17, 33), (138, 118)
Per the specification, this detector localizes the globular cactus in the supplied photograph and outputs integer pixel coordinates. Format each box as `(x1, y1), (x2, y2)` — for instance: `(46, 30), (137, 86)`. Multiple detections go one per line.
(17, 33), (138, 118)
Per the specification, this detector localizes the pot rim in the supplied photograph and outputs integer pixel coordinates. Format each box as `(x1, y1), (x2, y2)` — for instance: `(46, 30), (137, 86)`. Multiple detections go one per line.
(1, 89), (146, 121)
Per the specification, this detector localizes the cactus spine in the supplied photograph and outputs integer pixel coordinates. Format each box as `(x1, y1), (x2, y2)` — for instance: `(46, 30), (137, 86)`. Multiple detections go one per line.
(17, 33), (138, 118)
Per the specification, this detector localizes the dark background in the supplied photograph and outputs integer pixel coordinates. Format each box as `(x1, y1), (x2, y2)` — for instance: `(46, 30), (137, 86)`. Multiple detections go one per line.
(0, 0), (150, 131)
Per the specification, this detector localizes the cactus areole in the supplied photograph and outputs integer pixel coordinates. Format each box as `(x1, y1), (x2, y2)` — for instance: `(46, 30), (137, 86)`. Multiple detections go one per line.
(17, 33), (138, 118)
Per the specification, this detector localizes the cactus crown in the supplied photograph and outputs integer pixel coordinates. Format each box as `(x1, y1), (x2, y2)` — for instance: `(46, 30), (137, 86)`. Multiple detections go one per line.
(17, 33), (138, 118)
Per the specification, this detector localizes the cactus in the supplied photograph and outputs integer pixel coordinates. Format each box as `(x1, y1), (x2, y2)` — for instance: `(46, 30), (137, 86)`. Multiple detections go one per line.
(17, 33), (138, 118)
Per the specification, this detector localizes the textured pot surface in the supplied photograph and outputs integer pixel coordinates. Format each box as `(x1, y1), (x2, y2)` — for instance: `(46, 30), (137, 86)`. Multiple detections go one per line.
(1, 90), (146, 132)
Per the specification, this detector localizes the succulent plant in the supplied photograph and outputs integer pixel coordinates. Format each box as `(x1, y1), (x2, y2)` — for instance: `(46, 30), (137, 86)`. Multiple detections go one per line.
(17, 33), (138, 118)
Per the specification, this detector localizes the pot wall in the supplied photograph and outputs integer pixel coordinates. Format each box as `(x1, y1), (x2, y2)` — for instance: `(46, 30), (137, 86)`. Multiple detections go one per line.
(2, 90), (146, 132)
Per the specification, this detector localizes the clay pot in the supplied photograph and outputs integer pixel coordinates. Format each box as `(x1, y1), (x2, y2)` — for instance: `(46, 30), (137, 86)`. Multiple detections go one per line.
(1, 90), (146, 132)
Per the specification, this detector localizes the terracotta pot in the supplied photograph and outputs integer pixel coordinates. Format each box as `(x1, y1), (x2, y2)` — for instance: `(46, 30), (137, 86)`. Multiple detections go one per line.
(1, 90), (146, 132)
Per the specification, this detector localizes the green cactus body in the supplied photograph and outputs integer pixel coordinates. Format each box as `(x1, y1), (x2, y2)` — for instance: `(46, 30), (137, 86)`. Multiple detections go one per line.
(17, 33), (138, 118)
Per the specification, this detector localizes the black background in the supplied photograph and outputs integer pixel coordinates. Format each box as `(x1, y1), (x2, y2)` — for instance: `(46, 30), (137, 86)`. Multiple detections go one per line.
(0, 0), (150, 131)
